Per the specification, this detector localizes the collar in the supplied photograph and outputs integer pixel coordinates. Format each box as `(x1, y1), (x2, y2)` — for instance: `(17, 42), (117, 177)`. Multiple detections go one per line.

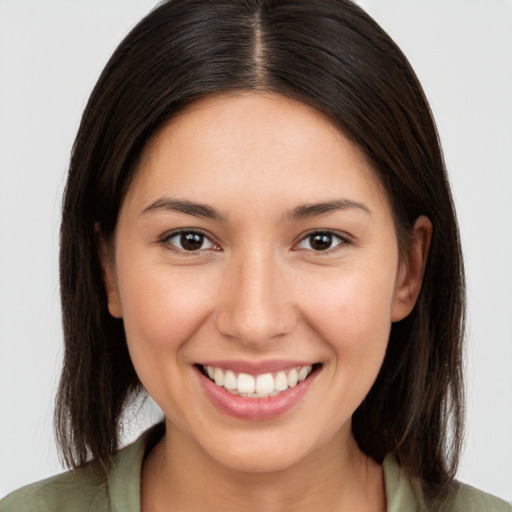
(106, 424), (428, 511)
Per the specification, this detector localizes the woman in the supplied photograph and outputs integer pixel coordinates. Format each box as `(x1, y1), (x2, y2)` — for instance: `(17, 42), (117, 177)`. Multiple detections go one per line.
(1, 0), (510, 510)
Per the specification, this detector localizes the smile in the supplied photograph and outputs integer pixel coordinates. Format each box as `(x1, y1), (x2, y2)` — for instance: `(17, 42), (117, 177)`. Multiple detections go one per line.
(203, 365), (314, 398)
(197, 362), (321, 421)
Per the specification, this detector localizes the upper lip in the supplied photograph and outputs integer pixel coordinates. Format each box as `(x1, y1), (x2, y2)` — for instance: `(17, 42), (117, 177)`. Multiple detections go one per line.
(197, 360), (318, 375)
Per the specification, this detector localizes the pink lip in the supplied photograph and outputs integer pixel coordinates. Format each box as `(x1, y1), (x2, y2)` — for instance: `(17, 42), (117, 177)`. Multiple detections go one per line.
(196, 364), (320, 421)
(199, 359), (315, 375)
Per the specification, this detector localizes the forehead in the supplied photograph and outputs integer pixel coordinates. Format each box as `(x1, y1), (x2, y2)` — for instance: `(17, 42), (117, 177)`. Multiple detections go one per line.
(125, 92), (389, 216)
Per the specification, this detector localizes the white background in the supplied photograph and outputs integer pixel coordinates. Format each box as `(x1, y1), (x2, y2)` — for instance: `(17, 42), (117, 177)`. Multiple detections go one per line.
(1, 0), (511, 502)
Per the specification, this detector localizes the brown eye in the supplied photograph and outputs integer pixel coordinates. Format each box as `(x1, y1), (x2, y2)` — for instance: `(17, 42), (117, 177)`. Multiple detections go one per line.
(297, 231), (344, 251)
(165, 231), (215, 252)
(180, 232), (204, 251)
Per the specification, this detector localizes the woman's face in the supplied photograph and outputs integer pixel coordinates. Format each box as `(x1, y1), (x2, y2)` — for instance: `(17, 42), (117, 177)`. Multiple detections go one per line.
(103, 92), (426, 473)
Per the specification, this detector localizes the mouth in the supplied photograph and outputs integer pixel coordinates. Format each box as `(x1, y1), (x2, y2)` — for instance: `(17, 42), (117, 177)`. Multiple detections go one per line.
(197, 363), (322, 399)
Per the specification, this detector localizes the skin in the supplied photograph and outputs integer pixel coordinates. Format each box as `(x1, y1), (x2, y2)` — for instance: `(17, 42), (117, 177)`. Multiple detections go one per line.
(101, 92), (431, 512)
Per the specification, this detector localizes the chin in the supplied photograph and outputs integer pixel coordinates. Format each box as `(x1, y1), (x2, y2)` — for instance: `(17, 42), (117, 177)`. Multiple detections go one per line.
(211, 441), (309, 474)
(194, 424), (335, 475)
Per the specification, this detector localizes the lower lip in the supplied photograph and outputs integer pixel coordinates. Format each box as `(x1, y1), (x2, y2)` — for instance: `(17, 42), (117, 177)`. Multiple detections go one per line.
(197, 367), (319, 421)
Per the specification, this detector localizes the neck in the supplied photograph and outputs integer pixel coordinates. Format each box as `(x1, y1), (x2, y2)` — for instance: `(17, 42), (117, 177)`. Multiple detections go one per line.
(141, 420), (386, 512)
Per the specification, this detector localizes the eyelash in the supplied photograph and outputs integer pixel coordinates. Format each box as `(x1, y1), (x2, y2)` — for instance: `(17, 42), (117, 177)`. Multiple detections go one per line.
(158, 230), (220, 254)
(158, 229), (350, 254)
(294, 231), (349, 252)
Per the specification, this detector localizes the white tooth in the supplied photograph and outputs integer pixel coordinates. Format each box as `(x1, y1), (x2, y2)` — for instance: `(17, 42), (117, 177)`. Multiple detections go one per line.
(274, 371), (288, 391)
(256, 373), (274, 395)
(206, 366), (215, 379)
(224, 370), (237, 389)
(213, 367), (224, 386)
(226, 388), (239, 396)
(287, 368), (298, 388)
(298, 365), (312, 382)
(237, 373), (255, 394)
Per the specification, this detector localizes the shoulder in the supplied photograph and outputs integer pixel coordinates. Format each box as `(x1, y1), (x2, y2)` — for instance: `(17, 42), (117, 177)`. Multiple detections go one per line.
(441, 481), (512, 512)
(0, 464), (108, 512)
(383, 455), (511, 512)
(0, 423), (163, 512)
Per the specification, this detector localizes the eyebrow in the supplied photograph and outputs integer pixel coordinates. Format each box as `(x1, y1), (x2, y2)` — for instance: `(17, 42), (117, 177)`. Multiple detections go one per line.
(287, 199), (372, 220)
(141, 198), (226, 221)
(141, 197), (371, 222)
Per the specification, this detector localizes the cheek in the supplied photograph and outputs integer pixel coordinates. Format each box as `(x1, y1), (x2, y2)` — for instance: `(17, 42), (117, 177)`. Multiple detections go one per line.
(115, 262), (217, 365)
(115, 263), (221, 424)
(303, 270), (395, 420)
(299, 263), (397, 362)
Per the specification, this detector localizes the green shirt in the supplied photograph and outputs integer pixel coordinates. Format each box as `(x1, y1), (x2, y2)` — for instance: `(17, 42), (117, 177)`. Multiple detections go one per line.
(1, 425), (510, 512)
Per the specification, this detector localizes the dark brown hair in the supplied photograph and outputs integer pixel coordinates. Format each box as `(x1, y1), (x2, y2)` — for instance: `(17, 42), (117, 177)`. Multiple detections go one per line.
(56, 0), (465, 493)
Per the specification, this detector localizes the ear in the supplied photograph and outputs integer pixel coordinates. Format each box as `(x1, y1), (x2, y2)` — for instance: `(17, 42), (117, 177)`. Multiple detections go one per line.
(96, 229), (123, 319)
(391, 215), (432, 322)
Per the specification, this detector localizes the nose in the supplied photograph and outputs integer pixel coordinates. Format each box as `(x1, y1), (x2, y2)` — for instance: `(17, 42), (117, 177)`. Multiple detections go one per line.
(215, 251), (297, 347)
